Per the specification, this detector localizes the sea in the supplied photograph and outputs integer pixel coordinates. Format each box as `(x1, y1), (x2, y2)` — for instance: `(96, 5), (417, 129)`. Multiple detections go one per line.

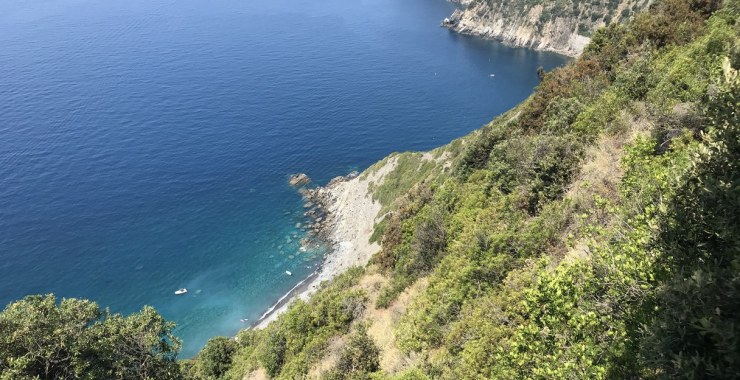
(0, 0), (567, 357)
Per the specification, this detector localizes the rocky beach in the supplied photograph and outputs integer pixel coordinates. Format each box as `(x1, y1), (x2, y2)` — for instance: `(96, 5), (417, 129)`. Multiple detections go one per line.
(255, 159), (398, 328)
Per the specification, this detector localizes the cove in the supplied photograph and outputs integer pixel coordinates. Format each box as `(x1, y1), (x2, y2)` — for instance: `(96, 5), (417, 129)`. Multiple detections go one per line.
(0, 0), (568, 357)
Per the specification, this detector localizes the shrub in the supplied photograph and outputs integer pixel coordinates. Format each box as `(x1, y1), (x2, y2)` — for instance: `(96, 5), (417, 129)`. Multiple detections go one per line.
(258, 332), (287, 377)
(337, 324), (380, 374)
(642, 76), (739, 378)
(197, 337), (238, 379)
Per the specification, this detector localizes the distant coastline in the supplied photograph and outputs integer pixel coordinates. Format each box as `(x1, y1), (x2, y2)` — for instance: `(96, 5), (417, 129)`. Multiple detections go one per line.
(441, 0), (649, 58)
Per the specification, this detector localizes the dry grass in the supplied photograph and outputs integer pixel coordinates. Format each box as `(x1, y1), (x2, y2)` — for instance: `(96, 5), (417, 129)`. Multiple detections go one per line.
(568, 104), (654, 214)
(306, 336), (346, 379)
(362, 270), (428, 374)
(567, 133), (625, 207)
(243, 368), (267, 380)
(562, 102), (655, 263)
(303, 266), (429, 377)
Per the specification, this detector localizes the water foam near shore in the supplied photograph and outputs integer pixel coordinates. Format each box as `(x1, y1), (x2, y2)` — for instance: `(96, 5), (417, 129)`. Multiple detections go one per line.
(255, 160), (394, 328)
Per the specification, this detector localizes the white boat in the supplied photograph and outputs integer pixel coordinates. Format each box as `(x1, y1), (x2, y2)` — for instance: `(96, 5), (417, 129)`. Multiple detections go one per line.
(175, 288), (188, 295)
(285, 271), (292, 276)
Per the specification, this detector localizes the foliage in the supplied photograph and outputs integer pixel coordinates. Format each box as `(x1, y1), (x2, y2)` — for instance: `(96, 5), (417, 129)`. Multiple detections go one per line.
(323, 324), (380, 379)
(223, 267), (367, 379)
(192, 337), (238, 379)
(0, 295), (181, 380)
(640, 63), (739, 378)
(376, 2), (738, 379)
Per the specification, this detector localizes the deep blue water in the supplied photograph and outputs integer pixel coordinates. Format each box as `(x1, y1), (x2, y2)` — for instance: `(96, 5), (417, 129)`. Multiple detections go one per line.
(0, 0), (567, 357)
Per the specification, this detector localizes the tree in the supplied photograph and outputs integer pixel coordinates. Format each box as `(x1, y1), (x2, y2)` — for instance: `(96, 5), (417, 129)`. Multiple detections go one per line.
(0, 294), (181, 379)
(258, 331), (287, 378)
(537, 66), (546, 81)
(196, 337), (237, 379)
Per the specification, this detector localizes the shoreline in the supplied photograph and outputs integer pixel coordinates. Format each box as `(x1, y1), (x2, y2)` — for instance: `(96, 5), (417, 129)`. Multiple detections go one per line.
(253, 161), (396, 329)
(252, 269), (319, 328)
(442, 7), (587, 58)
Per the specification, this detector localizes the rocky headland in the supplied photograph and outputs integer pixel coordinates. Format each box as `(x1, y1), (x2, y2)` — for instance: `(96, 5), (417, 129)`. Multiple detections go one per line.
(443, 0), (651, 57)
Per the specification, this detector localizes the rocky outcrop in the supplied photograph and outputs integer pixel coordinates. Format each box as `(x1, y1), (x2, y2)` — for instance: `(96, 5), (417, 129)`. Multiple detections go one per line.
(256, 168), (385, 328)
(288, 173), (311, 187)
(444, 0), (651, 56)
(297, 171), (359, 247)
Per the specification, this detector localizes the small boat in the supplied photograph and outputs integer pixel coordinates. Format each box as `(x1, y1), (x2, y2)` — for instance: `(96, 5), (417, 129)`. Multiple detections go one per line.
(175, 288), (188, 295)
(489, 74), (496, 77)
(285, 271), (292, 276)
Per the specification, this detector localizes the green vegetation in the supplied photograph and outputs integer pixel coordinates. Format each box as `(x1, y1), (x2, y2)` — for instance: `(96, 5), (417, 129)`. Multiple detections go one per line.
(323, 324), (380, 380)
(0, 295), (181, 379)
(368, 152), (447, 215)
(384, 1), (739, 378)
(183, 337), (238, 379)
(215, 268), (367, 380)
(2, 0), (738, 379)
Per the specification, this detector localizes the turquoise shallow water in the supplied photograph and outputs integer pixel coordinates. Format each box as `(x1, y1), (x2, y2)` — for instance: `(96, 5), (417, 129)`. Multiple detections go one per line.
(0, 0), (567, 357)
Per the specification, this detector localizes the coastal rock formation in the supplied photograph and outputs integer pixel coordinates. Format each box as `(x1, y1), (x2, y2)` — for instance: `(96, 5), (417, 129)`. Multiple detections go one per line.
(255, 163), (399, 329)
(315, 167), (388, 280)
(444, 0), (651, 56)
(288, 173), (311, 187)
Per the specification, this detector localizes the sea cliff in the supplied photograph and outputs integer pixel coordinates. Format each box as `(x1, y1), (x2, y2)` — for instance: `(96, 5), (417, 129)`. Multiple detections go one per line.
(444, 0), (651, 56)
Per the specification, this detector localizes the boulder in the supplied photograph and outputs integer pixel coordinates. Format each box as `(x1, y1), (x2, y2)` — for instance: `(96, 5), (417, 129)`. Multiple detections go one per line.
(288, 173), (311, 187)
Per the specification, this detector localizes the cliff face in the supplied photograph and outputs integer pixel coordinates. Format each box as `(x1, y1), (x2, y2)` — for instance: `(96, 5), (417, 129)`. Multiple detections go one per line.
(445, 0), (651, 56)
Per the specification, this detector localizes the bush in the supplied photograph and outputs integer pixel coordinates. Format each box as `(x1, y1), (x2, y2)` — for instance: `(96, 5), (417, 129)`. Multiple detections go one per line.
(259, 332), (287, 378)
(324, 324), (380, 380)
(642, 77), (739, 378)
(543, 96), (585, 133)
(197, 337), (238, 379)
(338, 325), (380, 374)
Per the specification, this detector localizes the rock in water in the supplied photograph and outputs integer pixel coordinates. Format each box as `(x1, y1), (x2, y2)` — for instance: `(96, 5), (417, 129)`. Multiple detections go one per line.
(288, 173), (311, 187)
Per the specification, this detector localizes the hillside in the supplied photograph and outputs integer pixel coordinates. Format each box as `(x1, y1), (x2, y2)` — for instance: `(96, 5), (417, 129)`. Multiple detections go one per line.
(1, 0), (738, 379)
(444, 0), (652, 56)
(183, 1), (738, 378)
